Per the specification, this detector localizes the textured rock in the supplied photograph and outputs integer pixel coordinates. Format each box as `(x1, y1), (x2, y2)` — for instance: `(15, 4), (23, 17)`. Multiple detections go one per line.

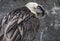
(0, 0), (60, 41)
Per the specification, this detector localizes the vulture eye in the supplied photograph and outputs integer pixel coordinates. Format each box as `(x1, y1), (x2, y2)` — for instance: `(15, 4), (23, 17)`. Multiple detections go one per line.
(37, 6), (41, 9)
(37, 6), (45, 16)
(37, 6), (44, 11)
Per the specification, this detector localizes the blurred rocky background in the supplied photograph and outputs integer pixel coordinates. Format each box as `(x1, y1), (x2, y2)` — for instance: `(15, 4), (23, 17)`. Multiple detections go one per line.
(0, 0), (60, 41)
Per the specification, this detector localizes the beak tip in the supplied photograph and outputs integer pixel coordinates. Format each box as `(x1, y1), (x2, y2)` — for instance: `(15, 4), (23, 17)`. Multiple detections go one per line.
(45, 10), (49, 16)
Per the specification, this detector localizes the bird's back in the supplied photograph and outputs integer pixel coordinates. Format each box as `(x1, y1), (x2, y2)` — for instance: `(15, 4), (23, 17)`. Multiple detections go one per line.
(0, 7), (40, 41)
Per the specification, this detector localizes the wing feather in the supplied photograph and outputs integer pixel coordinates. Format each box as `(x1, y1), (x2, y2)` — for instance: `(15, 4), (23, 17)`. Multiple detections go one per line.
(2, 8), (35, 41)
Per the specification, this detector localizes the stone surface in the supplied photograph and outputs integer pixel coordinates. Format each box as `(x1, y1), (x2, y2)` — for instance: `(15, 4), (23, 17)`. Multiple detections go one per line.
(0, 0), (60, 41)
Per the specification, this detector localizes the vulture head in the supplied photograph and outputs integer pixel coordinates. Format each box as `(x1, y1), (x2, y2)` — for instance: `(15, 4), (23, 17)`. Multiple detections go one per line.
(25, 2), (48, 17)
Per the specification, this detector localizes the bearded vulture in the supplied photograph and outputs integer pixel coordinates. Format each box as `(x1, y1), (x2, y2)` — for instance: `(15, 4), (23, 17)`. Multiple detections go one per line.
(0, 2), (47, 41)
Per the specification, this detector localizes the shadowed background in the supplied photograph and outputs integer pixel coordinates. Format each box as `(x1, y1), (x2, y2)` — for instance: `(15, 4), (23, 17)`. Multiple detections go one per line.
(0, 0), (60, 41)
